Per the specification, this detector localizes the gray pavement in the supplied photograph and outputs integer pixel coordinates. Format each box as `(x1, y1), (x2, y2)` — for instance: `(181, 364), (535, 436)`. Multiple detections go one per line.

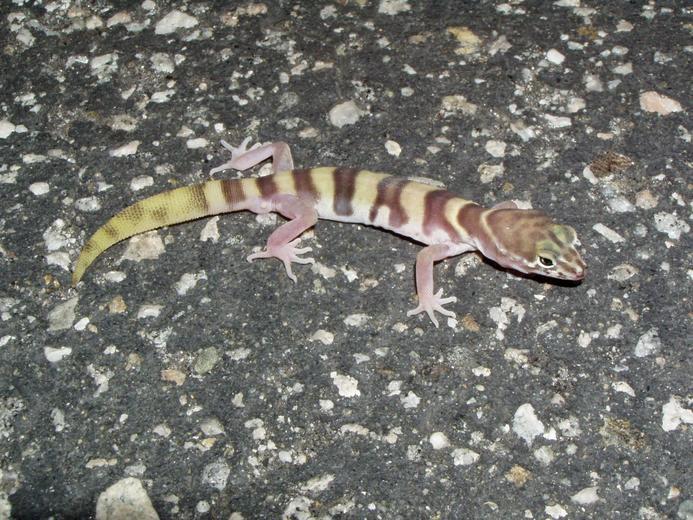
(0, 1), (691, 518)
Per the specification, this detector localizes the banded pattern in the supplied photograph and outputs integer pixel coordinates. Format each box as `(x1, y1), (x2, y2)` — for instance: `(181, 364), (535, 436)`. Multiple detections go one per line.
(73, 143), (585, 328)
(72, 169), (474, 285)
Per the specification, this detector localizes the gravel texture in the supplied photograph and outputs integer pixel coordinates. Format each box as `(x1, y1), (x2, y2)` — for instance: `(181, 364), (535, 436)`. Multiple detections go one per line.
(1, 1), (691, 518)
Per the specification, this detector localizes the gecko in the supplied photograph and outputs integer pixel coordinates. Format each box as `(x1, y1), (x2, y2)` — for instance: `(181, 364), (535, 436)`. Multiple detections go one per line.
(72, 138), (586, 327)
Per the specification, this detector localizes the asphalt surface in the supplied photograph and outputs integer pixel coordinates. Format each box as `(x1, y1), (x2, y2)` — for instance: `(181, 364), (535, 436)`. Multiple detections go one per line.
(1, 1), (691, 519)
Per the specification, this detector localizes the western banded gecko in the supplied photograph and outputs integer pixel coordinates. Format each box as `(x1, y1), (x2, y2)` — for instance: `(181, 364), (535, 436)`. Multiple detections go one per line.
(73, 139), (586, 326)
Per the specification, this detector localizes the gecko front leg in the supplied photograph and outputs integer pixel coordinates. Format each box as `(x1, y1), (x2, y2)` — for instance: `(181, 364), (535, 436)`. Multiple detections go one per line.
(407, 243), (468, 327)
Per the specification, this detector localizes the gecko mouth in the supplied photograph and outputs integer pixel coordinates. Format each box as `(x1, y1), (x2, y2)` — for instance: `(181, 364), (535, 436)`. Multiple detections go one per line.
(561, 268), (585, 281)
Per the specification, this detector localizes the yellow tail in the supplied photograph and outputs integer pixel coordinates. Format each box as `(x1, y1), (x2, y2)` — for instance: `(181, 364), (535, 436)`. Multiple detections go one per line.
(72, 179), (245, 285)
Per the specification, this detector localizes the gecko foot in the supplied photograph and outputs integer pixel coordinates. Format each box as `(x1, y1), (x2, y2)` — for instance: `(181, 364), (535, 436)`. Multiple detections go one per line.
(407, 289), (457, 328)
(210, 137), (263, 174)
(247, 238), (315, 283)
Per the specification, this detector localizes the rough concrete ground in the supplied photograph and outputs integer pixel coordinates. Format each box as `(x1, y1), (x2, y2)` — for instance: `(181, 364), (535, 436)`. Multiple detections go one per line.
(1, 1), (691, 518)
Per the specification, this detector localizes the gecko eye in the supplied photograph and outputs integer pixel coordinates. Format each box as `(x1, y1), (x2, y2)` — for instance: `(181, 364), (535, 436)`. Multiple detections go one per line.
(539, 256), (555, 268)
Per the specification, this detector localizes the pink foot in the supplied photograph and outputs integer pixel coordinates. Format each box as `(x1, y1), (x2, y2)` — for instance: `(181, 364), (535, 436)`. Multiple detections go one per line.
(210, 137), (263, 174)
(407, 289), (457, 328)
(247, 238), (315, 282)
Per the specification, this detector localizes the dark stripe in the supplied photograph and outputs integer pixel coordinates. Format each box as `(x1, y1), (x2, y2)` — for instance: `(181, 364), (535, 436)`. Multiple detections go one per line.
(547, 229), (564, 246)
(333, 168), (358, 216)
(120, 202), (145, 222)
(292, 169), (318, 200)
(150, 207), (168, 223)
(103, 224), (119, 238)
(423, 190), (459, 240)
(368, 176), (408, 228)
(457, 203), (485, 240)
(221, 179), (245, 206)
(189, 184), (209, 211)
(256, 175), (277, 199)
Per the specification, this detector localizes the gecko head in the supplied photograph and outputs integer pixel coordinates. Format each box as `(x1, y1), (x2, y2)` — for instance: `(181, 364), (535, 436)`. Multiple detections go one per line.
(481, 208), (586, 281)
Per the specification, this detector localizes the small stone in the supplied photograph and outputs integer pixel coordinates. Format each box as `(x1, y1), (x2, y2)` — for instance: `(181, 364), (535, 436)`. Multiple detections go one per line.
(612, 381), (635, 397)
(571, 486), (600, 505)
(137, 305), (162, 319)
(329, 101), (366, 128)
(95, 478), (159, 520)
(447, 26), (481, 55)
(108, 295), (127, 314)
(640, 91), (682, 115)
(584, 73), (603, 92)
(662, 396), (693, 432)
(634, 328), (661, 357)
(613, 62), (633, 75)
(589, 151), (633, 177)
(75, 196), (101, 212)
(309, 330), (334, 345)
(109, 141), (140, 157)
(485, 140), (506, 158)
(513, 403), (544, 446)
(200, 418), (225, 436)
(385, 140), (401, 157)
(441, 95), (478, 116)
(616, 20), (633, 32)
(130, 175), (154, 191)
(545, 504), (568, 519)
(45, 346), (72, 363)
(200, 217), (220, 243)
(330, 372), (360, 398)
(654, 212), (689, 240)
(378, 0), (411, 15)
(452, 447), (479, 466)
(201, 460), (230, 491)
(155, 10), (198, 35)
(186, 137), (208, 149)
(194, 347), (219, 374)
(461, 314), (480, 332)
(592, 223), (625, 243)
(401, 391), (420, 409)
(566, 97), (586, 113)
(608, 263), (638, 282)
(150, 52), (175, 73)
(478, 163), (504, 184)
(546, 49), (565, 64)
(161, 369), (186, 386)
(0, 119), (17, 139)
(429, 432), (450, 450)
(635, 189), (658, 209)
(505, 465), (532, 487)
(543, 114), (572, 128)
(29, 182), (50, 195)
(48, 297), (79, 331)
(121, 232), (165, 263)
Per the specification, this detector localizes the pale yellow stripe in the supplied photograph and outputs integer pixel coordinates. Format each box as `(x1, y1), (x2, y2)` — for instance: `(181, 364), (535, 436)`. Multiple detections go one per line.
(352, 171), (386, 217)
(399, 181), (437, 228)
(243, 177), (262, 199)
(203, 180), (228, 213)
(310, 167), (336, 213)
(273, 170), (297, 195)
(445, 197), (475, 239)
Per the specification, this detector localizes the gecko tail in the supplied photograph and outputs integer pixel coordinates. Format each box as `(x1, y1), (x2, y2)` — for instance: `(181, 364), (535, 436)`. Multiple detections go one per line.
(71, 178), (249, 286)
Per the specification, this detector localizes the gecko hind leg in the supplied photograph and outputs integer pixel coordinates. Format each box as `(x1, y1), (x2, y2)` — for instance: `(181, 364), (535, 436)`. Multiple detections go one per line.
(247, 195), (317, 282)
(210, 138), (294, 174)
